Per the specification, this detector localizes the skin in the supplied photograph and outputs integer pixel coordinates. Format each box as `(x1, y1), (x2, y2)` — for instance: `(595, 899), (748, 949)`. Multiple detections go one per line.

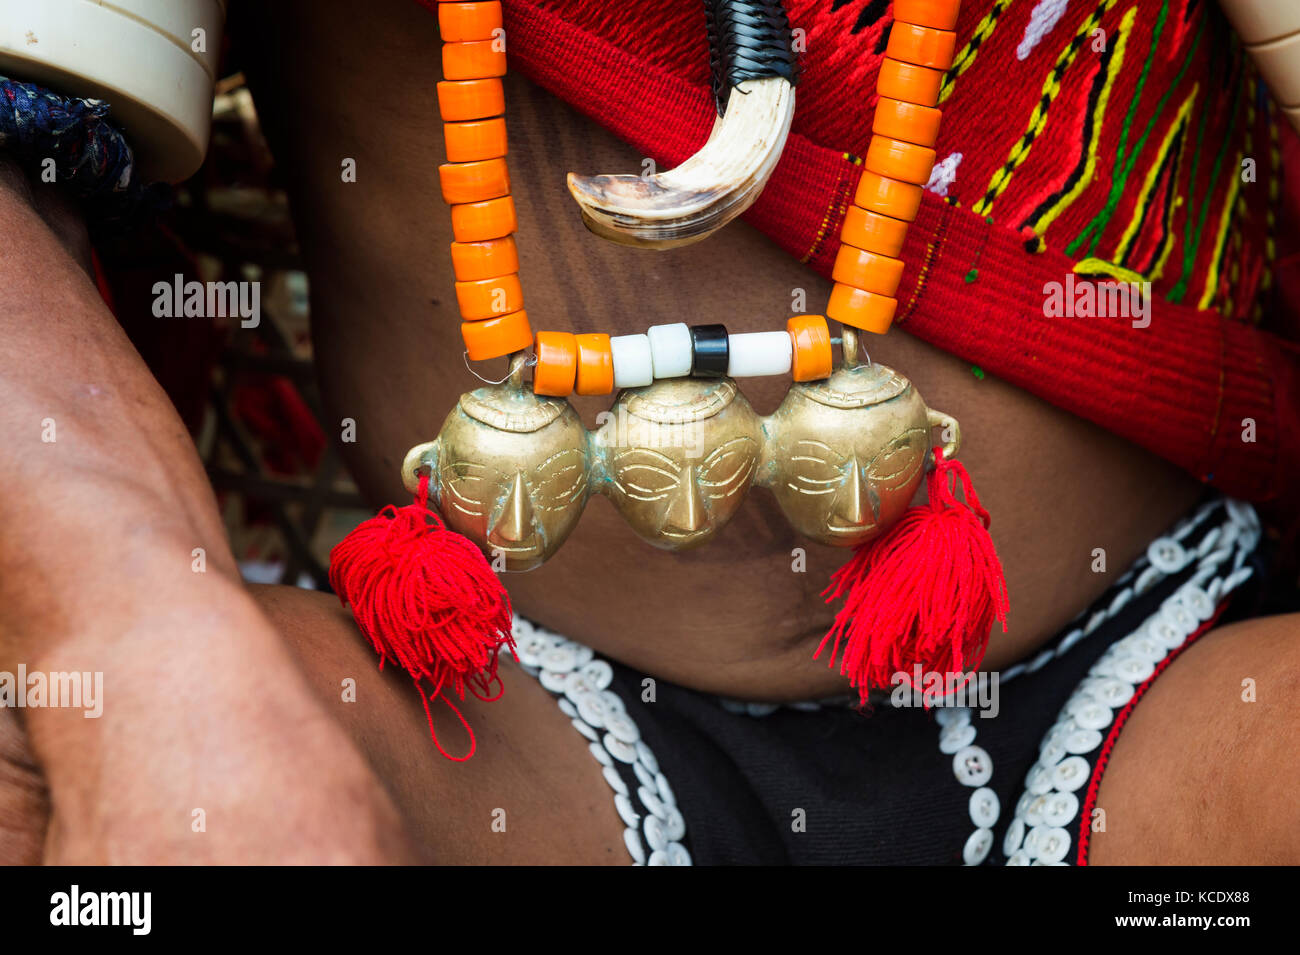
(0, 160), (413, 864)
(1087, 615), (1300, 865)
(0, 0), (1293, 864)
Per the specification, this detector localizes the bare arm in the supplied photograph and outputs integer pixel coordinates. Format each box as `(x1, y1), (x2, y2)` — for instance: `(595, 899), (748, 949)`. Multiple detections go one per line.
(0, 158), (412, 863)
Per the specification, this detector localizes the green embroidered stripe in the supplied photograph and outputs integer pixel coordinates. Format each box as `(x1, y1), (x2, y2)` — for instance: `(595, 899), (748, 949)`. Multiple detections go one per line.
(1066, 0), (1201, 257)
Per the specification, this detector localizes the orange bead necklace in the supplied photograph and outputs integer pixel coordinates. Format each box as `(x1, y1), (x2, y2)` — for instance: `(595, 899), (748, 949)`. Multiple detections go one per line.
(434, 0), (961, 391)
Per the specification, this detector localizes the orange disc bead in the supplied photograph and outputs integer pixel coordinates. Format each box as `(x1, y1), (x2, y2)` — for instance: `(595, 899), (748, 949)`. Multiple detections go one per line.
(831, 245), (905, 297)
(444, 117), (507, 162)
(442, 40), (507, 81)
(841, 206), (910, 258)
(450, 195), (517, 242)
(854, 170), (924, 222)
(455, 273), (522, 321)
(532, 331), (578, 397)
(787, 315), (833, 382)
(885, 21), (957, 70)
(437, 79), (505, 121)
(438, 158), (510, 204)
(865, 136), (937, 186)
(450, 236), (518, 281)
(872, 97), (943, 147)
(574, 334), (614, 395)
(437, 1), (503, 42)
(894, 0), (961, 30)
(827, 284), (898, 334)
(462, 309), (533, 361)
(877, 58), (944, 107)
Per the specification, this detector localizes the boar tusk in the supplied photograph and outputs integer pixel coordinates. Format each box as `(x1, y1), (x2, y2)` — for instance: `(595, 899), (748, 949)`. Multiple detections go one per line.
(566, 75), (795, 250)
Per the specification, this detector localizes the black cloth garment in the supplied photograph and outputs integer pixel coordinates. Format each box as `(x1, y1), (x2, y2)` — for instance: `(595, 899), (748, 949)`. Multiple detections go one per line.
(602, 496), (1266, 865)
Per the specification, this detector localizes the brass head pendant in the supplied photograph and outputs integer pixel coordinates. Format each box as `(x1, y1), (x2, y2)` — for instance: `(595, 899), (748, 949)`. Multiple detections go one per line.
(764, 362), (959, 548)
(402, 376), (590, 572)
(401, 359), (960, 571)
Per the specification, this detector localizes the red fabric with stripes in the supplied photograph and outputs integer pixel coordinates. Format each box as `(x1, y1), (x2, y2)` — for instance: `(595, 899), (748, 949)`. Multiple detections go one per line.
(417, 0), (1300, 508)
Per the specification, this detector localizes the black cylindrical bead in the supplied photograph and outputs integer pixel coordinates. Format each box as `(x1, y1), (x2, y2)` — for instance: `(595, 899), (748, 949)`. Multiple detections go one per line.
(690, 323), (730, 377)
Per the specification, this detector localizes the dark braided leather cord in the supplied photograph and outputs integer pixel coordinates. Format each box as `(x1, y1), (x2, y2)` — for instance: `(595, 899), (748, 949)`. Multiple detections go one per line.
(704, 0), (798, 114)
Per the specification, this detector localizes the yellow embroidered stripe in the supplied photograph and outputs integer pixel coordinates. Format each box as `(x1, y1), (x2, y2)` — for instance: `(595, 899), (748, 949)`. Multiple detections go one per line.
(1022, 6), (1136, 239)
(972, 0), (1118, 217)
(938, 0), (1013, 105)
(1111, 87), (1198, 275)
(1197, 169), (1242, 311)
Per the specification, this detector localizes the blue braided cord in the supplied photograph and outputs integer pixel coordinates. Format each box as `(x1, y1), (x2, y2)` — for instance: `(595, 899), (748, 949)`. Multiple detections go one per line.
(0, 74), (166, 230)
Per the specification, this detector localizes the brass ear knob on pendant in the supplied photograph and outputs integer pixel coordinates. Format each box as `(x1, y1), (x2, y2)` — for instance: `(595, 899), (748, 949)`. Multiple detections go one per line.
(401, 439), (441, 492)
(403, 379), (591, 572)
(759, 362), (959, 548)
(927, 406), (961, 460)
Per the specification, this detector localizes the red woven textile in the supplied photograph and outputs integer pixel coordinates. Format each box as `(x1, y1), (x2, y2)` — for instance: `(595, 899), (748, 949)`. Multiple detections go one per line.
(419, 0), (1300, 506)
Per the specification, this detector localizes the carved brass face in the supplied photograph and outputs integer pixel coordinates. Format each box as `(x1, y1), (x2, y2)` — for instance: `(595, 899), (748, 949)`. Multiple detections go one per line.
(402, 383), (590, 572)
(760, 363), (958, 548)
(398, 363), (959, 569)
(594, 378), (762, 550)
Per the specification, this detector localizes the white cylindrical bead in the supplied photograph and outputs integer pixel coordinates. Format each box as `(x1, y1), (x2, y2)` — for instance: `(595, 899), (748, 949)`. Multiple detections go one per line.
(611, 333), (655, 388)
(727, 330), (793, 378)
(646, 322), (693, 378)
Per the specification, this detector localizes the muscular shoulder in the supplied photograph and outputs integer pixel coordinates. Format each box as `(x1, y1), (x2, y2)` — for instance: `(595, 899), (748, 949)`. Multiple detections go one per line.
(1089, 612), (1300, 864)
(250, 584), (627, 864)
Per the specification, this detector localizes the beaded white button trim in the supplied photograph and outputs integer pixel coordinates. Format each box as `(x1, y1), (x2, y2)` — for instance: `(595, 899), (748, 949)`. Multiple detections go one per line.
(999, 498), (1259, 866)
(937, 706), (999, 865)
(946, 499), (1255, 865)
(507, 617), (692, 866)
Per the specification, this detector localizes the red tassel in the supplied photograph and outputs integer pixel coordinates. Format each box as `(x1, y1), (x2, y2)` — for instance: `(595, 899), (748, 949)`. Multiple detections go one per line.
(329, 473), (514, 760)
(817, 449), (1008, 705)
